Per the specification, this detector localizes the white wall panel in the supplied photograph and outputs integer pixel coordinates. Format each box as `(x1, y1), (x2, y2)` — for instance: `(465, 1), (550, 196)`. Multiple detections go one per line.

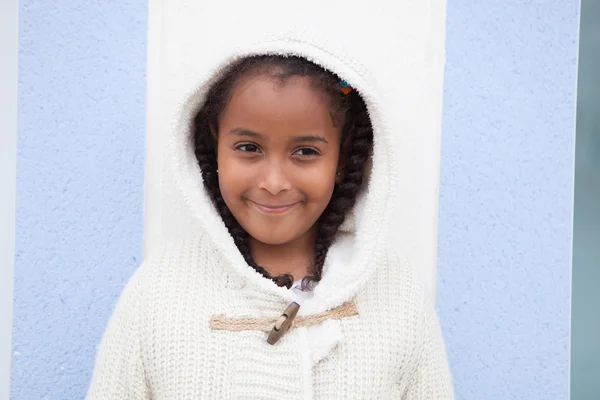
(144, 0), (447, 299)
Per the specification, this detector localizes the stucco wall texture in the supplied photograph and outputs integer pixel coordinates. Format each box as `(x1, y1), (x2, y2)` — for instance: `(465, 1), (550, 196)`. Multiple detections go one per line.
(11, 1), (578, 399)
(438, 2), (578, 399)
(11, 1), (147, 399)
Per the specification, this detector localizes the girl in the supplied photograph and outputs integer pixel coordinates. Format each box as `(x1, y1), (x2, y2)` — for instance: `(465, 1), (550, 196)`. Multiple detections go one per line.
(87, 50), (454, 398)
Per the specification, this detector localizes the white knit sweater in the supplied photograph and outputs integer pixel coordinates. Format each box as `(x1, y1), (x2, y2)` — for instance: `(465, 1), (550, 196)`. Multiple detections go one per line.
(87, 8), (453, 398)
(87, 232), (453, 399)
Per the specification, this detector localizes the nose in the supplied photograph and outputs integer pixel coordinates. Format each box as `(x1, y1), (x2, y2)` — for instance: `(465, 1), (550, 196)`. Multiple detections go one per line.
(258, 159), (292, 195)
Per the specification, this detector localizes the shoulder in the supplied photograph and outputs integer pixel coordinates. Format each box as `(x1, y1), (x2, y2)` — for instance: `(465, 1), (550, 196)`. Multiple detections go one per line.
(145, 232), (233, 277)
(374, 249), (431, 302)
(359, 249), (437, 342)
(127, 233), (234, 304)
(382, 245), (436, 310)
(117, 234), (239, 333)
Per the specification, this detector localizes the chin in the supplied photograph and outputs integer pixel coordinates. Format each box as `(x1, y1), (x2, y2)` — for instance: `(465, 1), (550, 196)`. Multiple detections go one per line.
(249, 231), (297, 246)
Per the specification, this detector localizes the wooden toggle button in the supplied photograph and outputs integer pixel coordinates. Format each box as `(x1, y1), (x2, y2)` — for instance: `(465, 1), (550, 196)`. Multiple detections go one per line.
(267, 302), (300, 345)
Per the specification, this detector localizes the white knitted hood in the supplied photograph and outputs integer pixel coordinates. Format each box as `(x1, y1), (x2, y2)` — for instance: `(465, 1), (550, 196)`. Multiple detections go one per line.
(171, 37), (393, 309)
(159, 1), (446, 310)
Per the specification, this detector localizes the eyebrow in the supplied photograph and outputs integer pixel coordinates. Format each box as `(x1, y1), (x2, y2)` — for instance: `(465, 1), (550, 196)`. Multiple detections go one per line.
(229, 128), (329, 144)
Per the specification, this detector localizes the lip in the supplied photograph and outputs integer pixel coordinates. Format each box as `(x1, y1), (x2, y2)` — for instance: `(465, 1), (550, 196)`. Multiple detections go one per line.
(249, 200), (299, 214)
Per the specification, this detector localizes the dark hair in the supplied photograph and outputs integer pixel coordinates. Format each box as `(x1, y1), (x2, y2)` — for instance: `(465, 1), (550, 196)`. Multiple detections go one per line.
(194, 55), (373, 289)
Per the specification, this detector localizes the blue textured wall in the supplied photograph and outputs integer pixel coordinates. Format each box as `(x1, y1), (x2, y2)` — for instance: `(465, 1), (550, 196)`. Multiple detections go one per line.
(11, 1), (580, 399)
(11, 1), (147, 399)
(438, 1), (578, 399)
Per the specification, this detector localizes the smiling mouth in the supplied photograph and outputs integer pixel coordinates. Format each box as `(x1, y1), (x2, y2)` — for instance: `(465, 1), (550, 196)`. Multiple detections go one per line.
(249, 200), (299, 214)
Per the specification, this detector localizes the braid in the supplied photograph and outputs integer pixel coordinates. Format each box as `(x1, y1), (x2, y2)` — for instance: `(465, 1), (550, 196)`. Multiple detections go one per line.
(193, 55), (373, 290)
(303, 91), (373, 288)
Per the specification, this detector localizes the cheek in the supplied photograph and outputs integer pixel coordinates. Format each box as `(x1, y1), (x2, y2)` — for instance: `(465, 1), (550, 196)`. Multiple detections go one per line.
(296, 163), (337, 203)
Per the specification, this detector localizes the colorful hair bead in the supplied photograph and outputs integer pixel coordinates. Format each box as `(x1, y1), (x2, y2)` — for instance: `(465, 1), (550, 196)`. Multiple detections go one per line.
(340, 80), (353, 95)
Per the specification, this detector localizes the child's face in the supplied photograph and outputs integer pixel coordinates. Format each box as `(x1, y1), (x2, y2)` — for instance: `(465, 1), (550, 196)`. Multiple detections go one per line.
(215, 74), (342, 246)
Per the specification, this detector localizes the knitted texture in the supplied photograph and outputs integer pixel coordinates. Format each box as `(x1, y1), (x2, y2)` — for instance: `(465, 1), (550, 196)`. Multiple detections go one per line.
(87, 236), (453, 399)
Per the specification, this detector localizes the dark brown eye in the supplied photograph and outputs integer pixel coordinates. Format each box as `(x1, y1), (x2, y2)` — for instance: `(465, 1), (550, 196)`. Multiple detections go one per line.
(293, 148), (320, 156)
(236, 144), (261, 153)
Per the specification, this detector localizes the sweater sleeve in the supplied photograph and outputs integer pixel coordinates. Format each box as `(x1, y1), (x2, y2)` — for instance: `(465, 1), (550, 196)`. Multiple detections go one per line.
(404, 301), (454, 399)
(86, 267), (150, 400)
